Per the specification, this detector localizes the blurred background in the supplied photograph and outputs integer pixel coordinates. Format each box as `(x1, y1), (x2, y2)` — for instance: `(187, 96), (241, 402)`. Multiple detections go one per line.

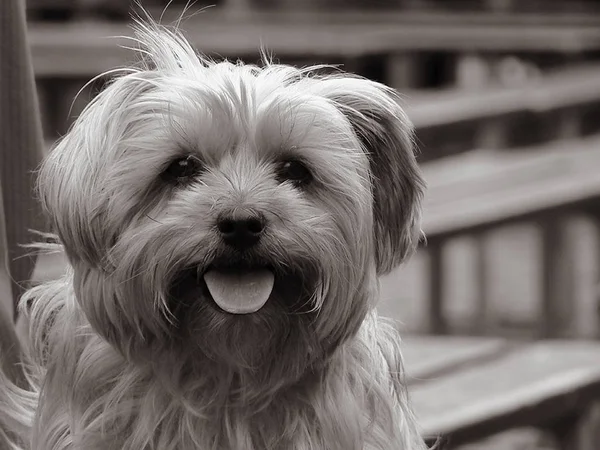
(25, 1), (600, 448)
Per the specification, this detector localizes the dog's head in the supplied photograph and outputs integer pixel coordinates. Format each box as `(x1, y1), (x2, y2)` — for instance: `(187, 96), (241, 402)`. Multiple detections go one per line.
(37, 22), (423, 383)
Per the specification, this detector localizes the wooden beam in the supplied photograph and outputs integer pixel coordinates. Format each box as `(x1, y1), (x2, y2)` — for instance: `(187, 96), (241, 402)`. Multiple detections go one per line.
(553, 402), (600, 450)
(412, 340), (600, 446)
(401, 335), (509, 382)
(426, 238), (447, 334)
(27, 19), (600, 77)
(421, 135), (600, 237)
(407, 64), (600, 130)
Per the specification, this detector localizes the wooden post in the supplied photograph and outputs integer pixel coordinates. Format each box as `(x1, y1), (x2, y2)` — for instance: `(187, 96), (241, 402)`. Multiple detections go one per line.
(56, 78), (90, 137)
(439, 234), (488, 335)
(455, 52), (494, 91)
(485, 222), (544, 337)
(553, 214), (600, 339)
(0, 0), (47, 313)
(540, 214), (571, 339)
(486, 0), (514, 13)
(427, 238), (447, 334)
(474, 232), (489, 334)
(378, 250), (431, 333)
(553, 402), (600, 450)
(36, 79), (51, 141)
(557, 108), (582, 141)
(386, 53), (418, 91)
(538, 212), (600, 339)
(225, 0), (252, 14)
(475, 117), (509, 150)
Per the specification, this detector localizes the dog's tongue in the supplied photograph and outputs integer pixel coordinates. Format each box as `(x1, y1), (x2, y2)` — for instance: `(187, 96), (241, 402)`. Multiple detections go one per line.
(204, 269), (274, 314)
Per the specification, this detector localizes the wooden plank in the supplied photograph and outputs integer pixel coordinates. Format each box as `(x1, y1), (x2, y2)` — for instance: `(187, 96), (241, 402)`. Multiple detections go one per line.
(541, 215), (569, 338)
(411, 340), (600, 446)
(561, 215), (600, 339)
(439, 235), (485, 334)
(421, 135), (600, 237)
(28, 18), (600, 77)
(407, 64), (600, 130)
(150, 9), (600, 28)
(483, 223), (544, 337)
(386, 52), (419, 91)
(151, 9), (600, 28)
(401, 335), (510, 382)
(454, 53), (494, 91)
(455, 428), (549, 450)
(379, 250), (431, 334)
(553, 401), (600, 450)
(473, 117), (509, 150)
(426, 238), (446, 334)
(0, 184), (23, 386)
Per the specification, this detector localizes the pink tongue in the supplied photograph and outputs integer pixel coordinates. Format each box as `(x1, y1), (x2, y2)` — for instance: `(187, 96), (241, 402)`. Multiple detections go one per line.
(204, 269), (275, 314)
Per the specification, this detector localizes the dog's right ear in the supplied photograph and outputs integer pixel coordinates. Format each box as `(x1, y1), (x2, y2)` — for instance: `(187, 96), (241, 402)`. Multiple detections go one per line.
(315, 77), (425, 275)
(36, 73), (154, 265)
(37, 24), (203, 265)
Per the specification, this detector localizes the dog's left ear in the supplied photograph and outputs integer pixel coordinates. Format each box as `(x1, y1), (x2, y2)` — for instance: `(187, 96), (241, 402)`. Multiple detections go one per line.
(322, 78), (425, 275)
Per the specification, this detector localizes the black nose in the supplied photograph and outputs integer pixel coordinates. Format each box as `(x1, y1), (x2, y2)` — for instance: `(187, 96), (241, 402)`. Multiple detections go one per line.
(217, 216), (265, 250)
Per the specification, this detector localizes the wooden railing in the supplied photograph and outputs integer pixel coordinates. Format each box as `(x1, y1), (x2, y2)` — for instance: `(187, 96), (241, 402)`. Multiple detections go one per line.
(28, 12), (600, 142)
(424, 139), (600, 338)
(380, 65), (600, 340)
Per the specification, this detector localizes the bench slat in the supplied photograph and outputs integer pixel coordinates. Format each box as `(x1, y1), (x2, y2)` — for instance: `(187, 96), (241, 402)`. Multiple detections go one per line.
(411, 340), (600, 445)
(29, 18), (600, 77)
(421, 135), (600, 237)
(407, 64), (600, 129)
(402, 336), (510, 382)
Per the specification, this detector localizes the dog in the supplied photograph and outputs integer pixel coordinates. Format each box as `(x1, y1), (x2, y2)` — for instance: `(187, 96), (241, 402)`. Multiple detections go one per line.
(0, 18), (426, 450)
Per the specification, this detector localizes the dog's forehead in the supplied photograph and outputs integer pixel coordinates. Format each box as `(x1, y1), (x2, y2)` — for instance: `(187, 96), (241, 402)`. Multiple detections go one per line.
(162, 72), (357, 161)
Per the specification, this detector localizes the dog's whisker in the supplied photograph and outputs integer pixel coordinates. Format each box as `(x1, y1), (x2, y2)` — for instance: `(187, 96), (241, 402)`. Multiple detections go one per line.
(144, 213), (162, 224)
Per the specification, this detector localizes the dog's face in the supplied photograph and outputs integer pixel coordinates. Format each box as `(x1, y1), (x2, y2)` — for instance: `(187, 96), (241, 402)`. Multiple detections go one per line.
(38, 24), (423, 382)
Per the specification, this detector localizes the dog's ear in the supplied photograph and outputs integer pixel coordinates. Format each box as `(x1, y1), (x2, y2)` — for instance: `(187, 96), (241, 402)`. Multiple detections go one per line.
(321, 78), (425, 275)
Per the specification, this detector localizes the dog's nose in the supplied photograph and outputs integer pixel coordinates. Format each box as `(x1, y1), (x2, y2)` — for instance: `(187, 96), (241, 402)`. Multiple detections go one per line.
(217, 216), (265, 250)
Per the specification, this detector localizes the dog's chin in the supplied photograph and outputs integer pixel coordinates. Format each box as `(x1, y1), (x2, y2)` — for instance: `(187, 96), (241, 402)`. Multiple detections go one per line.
(168, 257), (319, 374)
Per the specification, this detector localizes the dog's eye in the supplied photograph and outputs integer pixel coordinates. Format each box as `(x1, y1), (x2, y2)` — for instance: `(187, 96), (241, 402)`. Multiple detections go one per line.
(162, 155), (204, 184)
(277, 160), (312, 186)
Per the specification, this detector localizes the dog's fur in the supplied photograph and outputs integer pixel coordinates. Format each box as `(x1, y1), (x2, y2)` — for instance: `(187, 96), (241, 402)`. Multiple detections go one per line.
(0, 18), (426, 450)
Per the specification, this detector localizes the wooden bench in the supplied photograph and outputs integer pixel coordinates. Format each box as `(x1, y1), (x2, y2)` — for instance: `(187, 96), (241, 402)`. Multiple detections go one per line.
(402, 335), (600, 449)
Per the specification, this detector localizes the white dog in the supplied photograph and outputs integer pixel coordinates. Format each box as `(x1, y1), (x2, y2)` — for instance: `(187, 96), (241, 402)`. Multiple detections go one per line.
(0, 19), (426, 450)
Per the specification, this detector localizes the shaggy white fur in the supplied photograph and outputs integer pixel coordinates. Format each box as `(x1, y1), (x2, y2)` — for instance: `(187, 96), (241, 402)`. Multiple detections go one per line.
(0, 17), (426, 450)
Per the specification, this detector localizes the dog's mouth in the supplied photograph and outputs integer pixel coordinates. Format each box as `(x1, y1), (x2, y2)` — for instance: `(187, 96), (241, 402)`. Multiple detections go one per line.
(170, 259), (312, 316)
(203, 266), (275, 314)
